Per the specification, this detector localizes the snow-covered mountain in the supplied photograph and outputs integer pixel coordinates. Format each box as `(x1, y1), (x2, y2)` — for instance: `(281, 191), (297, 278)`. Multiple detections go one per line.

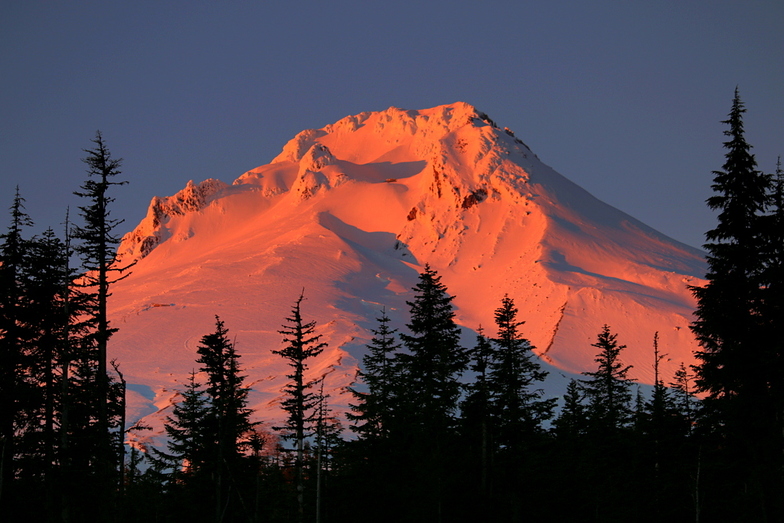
(109, 102), (705, 448)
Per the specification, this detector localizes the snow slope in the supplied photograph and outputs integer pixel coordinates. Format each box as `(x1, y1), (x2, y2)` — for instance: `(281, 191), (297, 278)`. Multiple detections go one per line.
(110, 102), (706, 448)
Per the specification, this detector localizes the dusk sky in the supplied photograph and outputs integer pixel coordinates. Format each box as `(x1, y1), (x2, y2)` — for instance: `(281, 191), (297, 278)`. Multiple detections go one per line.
(2, 1), (782, 250)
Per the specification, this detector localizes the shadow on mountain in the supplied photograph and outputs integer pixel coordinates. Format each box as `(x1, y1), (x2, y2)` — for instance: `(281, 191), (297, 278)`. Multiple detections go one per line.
(338, 159), (426, 183)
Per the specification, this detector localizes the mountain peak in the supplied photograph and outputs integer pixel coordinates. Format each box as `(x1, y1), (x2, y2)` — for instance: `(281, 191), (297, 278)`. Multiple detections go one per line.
(109, 103), (705, 450)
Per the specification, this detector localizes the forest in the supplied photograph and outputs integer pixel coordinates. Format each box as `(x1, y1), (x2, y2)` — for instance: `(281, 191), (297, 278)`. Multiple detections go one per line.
(0, 90), (782, 523)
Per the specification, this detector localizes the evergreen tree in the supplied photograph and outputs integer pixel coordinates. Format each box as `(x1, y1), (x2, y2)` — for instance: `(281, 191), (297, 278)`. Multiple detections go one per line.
(396, 265), (467, 522)
(459, 328), (494, 521)
(72, 131), (131, 513)
(487, 295), (554, 444)
(581, 325), (634, 431)
(0, 188), (32, 509)
(154, 370), (211, 519)
(195, 316), (255, 521)
(669, 362), (697, 427)
(15, 229), (72, 503)
(347, 308), (401, 441)
(690, 90), (783, 519)
(398, 264), (468, 431)
(159, 371), (210, 479)
(691, 87), (772, 407)
(553, 379), (586, 440)
(274, 293), (326, 523)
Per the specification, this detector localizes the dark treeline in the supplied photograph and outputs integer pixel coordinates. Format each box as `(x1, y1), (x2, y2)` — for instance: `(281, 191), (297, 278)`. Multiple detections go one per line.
(2, 90), (782, 522)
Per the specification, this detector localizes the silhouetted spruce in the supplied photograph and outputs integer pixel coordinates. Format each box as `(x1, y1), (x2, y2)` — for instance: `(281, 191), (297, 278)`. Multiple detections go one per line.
(274, 292), (326, 523)
(581, 325), (634, 432)
(72, 131), (132, 516)
(690, 89), (783, 520)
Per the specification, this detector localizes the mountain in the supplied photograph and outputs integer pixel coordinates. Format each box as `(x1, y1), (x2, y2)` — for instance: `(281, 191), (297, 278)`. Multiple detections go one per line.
(109, 102), (706, 448)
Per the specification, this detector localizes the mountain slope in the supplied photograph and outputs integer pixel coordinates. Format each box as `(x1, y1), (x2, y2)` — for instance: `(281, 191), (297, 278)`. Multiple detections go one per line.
(110, 102), (705, 447)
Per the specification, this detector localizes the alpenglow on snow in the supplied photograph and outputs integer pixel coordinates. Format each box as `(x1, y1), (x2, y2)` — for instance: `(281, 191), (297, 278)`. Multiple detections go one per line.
(109, 102), (706, 448)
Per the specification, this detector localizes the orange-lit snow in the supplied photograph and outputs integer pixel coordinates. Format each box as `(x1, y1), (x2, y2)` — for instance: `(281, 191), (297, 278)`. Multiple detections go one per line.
(109, 102), (706, 449)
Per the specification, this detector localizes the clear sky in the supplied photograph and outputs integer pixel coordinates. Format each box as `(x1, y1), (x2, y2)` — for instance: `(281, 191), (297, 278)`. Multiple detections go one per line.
(1, 1), (782, 250)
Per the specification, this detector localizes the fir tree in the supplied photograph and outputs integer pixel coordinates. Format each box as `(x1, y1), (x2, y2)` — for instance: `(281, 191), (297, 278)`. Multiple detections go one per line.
(0, 188), (32, 509)
(691, 88), (772, 405)
(398, 264), (467, 431)
(669, 362), (697, 428)
(274, 293), (326, 523)
(690, 89), (782, 518)
(487, 295), (554, 445)
(161, 371), (210, 479)
(553, 379), (586, 440)
(459, 328), (494, 520)
(347, 308), (401, 441)
(581, 325), (634, 432)
(195, 316), (255, 521)
(397, 265), (467, 523)
(72, 131), (132, 513)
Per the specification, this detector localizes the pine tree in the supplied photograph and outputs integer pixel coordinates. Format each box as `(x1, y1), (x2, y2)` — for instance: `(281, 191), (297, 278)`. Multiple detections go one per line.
(669, 362), (697, 428)
(159, 371), (210, 480)
(459, 328), (494, 521)
(274, 293), (326, 523)
(16, 229), (72, 501)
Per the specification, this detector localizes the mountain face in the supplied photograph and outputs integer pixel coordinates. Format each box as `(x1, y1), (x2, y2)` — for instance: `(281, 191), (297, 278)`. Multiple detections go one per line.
(110, 102), (706, 447)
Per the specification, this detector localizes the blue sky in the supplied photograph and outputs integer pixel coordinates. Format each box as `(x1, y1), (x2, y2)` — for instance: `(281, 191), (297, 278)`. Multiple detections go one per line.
(1, 1), (782, 249)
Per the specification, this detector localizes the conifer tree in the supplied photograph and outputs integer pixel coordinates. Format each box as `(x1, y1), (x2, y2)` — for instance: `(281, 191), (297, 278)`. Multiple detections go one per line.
(195, 316), (255, 521)
(159, 370), (210, 480)
(16, 229), (72, 497)
(347, 308), (401, 441)
(72, 131), (132, 509)
(398, 264), (467, 431)
(669, 362), (697, 427)
(581, 325), (634, 431)
(487, 295), (554, 445)
(690, 90), (782, 518)
(460, 328), (494, 520)
(691, 88), (772, 408)
(274, 293), (326, 523)
(396, 265), (467, 522)
(553, 379), (586, 440)
(0, 188), (32, 508)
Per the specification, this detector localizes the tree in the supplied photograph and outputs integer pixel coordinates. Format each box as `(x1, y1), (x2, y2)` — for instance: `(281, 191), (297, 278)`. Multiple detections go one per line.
(396, 265), (468, 522)
(196, 316), (255, 521)
(16, 229), (72, 500)
(72, 131), (132, 509)
(347, 308), (401, 441)
(487, 295), (554, 445)
(459, 328), (494, 521)
(690, 89), (783, 519)
(553, 379), (586, 440)
(398, 264), (468, 431)
(0, 188), (33, 509)
(669, 362), (697, 427)
(274, 293), (326, 523)
(159, 370), (210, 481)
(581, 325), (634, 432)
(691, 88), (772, 406)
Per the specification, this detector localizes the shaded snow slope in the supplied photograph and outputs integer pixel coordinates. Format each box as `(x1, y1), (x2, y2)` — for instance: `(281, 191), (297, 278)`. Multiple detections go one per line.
(111, 102), (706, 449)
